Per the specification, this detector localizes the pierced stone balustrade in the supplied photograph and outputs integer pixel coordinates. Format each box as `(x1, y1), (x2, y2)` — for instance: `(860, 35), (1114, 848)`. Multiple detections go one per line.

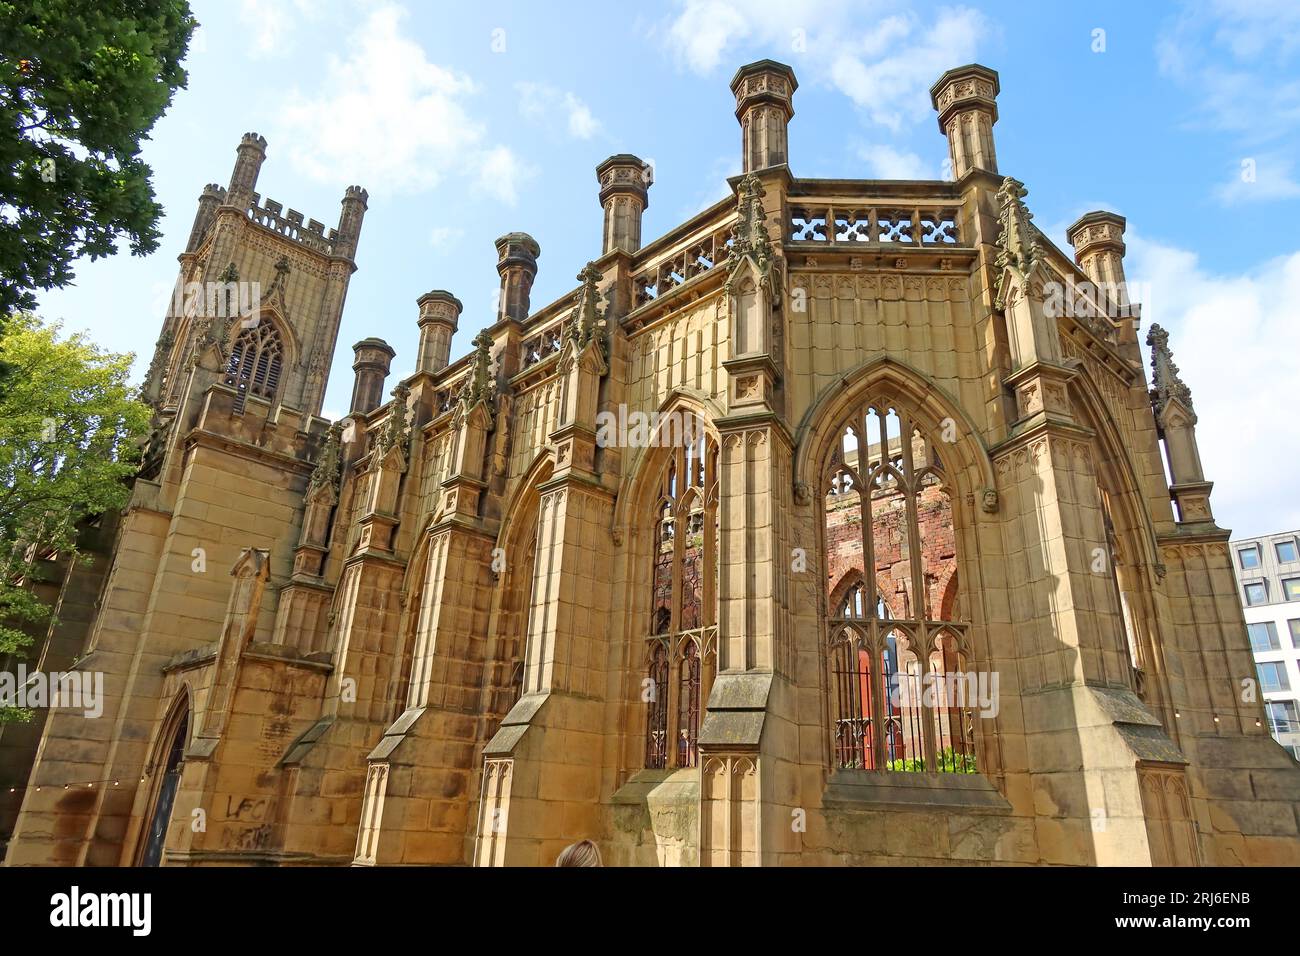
(632, 222), (735, 307)
(520, 321), (566, 370)
(788, 202), (962, 246)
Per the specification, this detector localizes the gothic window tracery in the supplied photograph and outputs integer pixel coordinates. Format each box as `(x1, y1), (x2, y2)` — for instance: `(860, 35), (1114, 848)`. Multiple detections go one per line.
(224, 316), (284, 411)
(645, 432), (719, 770)
(823, 401), (976, 773)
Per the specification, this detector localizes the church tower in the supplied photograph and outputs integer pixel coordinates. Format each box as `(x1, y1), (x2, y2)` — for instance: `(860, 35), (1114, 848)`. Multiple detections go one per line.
(142, 133), (366, 419)
(3, 135), (369, 866)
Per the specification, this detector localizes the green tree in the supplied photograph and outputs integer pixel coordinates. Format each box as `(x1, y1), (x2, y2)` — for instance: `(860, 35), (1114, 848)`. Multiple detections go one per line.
(0, 0), (197, 317)
(0, 313), (149, 720)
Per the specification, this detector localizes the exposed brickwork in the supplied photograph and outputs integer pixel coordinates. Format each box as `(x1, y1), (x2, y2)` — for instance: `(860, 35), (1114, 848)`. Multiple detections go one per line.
(825, 482), (956, 620)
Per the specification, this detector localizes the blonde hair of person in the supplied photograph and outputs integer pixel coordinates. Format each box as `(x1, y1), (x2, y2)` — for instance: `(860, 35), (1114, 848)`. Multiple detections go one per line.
(555, 839), (603, 867)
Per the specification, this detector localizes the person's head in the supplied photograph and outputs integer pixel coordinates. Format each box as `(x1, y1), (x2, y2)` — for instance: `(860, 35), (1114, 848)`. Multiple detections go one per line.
(555, 839), (603, 867)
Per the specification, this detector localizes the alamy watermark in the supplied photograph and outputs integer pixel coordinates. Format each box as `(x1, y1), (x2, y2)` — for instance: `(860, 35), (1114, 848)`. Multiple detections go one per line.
(49, 886), (150, 936)
(1043, 279), (1147, 321)
(166, 277), (262, 326)
(889, 669), (1000, 718)
(595, 405), (706, 449)
(0, 665), (104, 719)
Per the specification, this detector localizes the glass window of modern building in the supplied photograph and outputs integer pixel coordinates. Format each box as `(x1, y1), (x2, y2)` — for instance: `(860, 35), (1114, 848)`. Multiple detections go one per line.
(1258, 661), (1291, 693)
(1249, 621), (1281, 652)
(1266, 700), (1300, 737)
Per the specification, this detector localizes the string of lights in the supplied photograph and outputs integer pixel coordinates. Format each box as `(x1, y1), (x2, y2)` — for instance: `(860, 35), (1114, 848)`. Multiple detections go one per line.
(6, 773), (151, 796)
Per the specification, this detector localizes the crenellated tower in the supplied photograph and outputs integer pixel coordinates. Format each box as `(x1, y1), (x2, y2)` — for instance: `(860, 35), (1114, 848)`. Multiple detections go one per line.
(144, 133), (366, 420)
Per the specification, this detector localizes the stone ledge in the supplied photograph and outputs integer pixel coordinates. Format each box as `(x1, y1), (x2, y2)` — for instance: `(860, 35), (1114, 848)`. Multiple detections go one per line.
(823, 769), (1012, 814)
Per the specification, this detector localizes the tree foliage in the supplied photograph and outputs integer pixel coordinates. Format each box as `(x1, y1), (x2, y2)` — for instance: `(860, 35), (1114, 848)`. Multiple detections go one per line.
(0, 0), (197, 315)
(0, 314), (149, 720)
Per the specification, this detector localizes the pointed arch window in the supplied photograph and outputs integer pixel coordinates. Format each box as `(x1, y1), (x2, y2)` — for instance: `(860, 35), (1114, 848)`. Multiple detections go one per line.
(645, 431), (719, 770)
(823, 401), (977, 773)
(1100, 487), (1147, 694)
(224, 316), (284, 411)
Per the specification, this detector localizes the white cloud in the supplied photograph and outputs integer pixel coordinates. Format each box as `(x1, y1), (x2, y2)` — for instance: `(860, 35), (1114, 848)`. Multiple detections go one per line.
(665, 0), (754, 73)
(1127, 235), (1300, 536)
(515, 83), (602, 139)
(1215, 153), (1300, 204)
(1156, 3), (1300, 139)
(280, 3), (517, 200)
(239, 0), (321, 58)
(661, 2), (989, 131)
(564, 93), (601, 139)
(859, 144), (933, 179)
(475, 146), (535, 207)
(1205, 0), (1300, 60)
(681, 154), (742, 217)
(831, 9), (986, 131)
(429, 226), (465, 249)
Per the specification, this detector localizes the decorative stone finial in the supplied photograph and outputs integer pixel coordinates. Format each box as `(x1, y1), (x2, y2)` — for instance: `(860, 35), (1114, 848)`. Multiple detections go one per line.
(993, 176), (1042, 309)
(142, 327), (175, 405)
(376, 382), (412, 455)
(191, 262), (240, 358)
(309, 421), (344, 494)
(267, 255), (290, 296)
(731, 174), (773, 271)
(567, 262), (607, 355)
(1147, 323), (1195, 422)
(460, 329), (496, 413)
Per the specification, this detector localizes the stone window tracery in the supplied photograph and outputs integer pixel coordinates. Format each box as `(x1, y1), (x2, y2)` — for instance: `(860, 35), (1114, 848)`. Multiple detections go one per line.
(224, 316), (284, 411)
(823, 401), (976, 773)
(645, 432), (719, 770)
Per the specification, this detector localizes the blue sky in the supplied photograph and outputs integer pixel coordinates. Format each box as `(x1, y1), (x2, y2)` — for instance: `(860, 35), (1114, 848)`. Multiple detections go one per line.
(34, 0), (1300, 537)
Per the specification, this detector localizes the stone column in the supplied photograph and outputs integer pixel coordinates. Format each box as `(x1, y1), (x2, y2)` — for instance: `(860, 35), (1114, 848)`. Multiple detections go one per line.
(353, 337), (500, 865)
(731, 60), (797, 174)
(930, 65), (999, 179)
(415, 291), (462, 376)
(495, 232), (540, 325)
(349, 338), (394, 416)
(596, 155), (651, 255)
(1068, 211), (1139, 359)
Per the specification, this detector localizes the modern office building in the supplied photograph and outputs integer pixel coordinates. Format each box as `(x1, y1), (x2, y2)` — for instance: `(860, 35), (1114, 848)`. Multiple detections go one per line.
(1232, 530), (1300, 759)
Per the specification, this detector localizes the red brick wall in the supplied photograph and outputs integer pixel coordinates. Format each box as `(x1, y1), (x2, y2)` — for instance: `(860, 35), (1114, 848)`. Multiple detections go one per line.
(825, 482), (957, 620)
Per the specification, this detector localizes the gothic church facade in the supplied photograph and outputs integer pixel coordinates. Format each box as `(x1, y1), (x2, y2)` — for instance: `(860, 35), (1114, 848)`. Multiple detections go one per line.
(4, 61), (1299, 867)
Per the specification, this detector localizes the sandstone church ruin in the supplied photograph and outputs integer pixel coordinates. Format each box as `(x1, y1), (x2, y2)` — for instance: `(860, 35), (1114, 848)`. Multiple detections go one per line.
(4, 61), (1298, 866)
